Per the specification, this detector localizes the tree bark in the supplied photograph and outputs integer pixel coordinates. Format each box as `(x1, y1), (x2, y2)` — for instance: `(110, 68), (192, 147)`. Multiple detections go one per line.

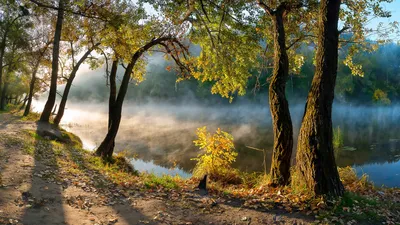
(95, 60), (119, 158)
(258, 3), (293, 186)
(20, 96), (28, 110)
(0, 31), (8, 107)
(24, 61), (40, 116)
(0, 79), (8, 110)
(53, 44), (99, 125)
(295, 0), (344, 197)
(39, 0), (64, 122)
(107, 60), (118, 128)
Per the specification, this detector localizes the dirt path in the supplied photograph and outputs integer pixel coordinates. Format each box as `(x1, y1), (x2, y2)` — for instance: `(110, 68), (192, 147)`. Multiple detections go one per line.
(0, 113), (313, 225)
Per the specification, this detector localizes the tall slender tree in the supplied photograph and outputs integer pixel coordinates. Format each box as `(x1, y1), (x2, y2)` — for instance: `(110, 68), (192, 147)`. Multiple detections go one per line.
(39, 0), (64, 122)
(53, 12), (102, 125)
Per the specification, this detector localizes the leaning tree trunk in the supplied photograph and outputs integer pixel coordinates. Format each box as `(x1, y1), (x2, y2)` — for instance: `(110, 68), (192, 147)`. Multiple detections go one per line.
(40, 0), (64, 122)
(20, 96), (28, 110)
(266, 8), (293, 186)
(295, 0), (344, 197)
(54, 44), (99, 125)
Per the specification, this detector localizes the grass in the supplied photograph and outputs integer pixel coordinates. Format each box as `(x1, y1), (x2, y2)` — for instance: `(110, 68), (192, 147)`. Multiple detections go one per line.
(142, 173), (180, 190)
(20, 111), (41, 121)
(317, 192), (385, 224)
(339, 166), (372, 193)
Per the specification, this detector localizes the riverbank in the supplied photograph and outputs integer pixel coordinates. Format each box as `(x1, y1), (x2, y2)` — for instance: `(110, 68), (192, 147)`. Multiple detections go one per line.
(0, 112), (399, 224)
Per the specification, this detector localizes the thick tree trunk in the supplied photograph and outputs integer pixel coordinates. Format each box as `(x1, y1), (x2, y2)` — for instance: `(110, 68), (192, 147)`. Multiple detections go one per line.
(54, 44), (99, 125)
(261, 6), (293, 186)
(24, 63), (39, 116)
(40, 0), (64, 122)
(295, 0), (344, 197)
(95, 60), (119, 158)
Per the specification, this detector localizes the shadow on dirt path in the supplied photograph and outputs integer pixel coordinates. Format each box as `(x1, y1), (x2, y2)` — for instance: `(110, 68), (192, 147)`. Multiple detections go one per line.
(20, 122), (66, 225)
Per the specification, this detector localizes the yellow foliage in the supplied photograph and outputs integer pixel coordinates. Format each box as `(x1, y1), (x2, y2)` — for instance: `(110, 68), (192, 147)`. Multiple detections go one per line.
(192, 126), (240, 184)
(373, 89), (391, 105)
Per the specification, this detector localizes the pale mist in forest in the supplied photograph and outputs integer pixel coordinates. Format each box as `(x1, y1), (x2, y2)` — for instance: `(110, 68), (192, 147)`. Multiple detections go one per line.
(33, 99), (400, 187)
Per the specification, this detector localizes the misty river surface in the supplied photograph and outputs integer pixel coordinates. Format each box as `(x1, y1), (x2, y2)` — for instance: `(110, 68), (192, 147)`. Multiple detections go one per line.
(34, 101), (400, 187)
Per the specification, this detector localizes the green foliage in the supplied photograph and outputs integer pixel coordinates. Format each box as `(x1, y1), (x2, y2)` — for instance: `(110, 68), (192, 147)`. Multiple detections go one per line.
(192, 126), (240, 184)
(339, 0), (397, 77)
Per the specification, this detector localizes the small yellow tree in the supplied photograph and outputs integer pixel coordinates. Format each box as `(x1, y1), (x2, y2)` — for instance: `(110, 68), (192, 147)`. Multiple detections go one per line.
(192, 126), (239, 183)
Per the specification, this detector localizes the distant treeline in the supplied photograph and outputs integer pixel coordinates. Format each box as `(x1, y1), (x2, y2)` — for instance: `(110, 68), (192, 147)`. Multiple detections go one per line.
(65, 43), (400, 106)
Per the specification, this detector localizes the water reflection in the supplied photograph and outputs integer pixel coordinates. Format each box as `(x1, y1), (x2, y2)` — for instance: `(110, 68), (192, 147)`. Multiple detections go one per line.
(131, 158), (191, 178)
(34, 101), (400, 187)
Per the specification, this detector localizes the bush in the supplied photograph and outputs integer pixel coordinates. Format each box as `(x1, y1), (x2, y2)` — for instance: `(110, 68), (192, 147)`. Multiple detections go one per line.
(192, 126), (241, 184)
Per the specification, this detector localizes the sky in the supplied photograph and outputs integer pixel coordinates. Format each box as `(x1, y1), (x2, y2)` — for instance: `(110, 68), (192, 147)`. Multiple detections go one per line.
(366, 1), (400, 40)
(139, 1), (400, 41)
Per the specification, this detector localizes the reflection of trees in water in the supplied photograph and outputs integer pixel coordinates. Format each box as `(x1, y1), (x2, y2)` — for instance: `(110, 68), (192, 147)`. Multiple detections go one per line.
(334, 107), (400, 167)
(63, 104), (400, 175)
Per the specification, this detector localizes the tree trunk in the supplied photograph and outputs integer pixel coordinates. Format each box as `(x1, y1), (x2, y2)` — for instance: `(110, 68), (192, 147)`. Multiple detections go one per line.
(295, 0), (344, 197)
(40, 0), (64, 122)
(20, 96), (28, 110)
(95, 60), (119, 158)
(265, 7), (293, 186)
(24, 62), (39, 116)
(54, 44), (99, 125)
(0, 80), (8, 110)
(0, 31), (8, 104)
(107, 60), (118, 128)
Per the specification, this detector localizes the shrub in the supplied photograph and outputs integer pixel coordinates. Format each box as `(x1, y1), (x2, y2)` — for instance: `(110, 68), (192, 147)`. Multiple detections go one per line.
(192, 126), (241, 184)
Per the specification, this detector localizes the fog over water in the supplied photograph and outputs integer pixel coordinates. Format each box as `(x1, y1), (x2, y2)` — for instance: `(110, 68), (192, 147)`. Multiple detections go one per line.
(32, 100), (400, 187)
(29, 50), (400, 186)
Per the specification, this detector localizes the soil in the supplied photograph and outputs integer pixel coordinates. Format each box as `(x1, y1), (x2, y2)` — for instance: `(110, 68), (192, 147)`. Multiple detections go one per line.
(0, 113), (313, 225)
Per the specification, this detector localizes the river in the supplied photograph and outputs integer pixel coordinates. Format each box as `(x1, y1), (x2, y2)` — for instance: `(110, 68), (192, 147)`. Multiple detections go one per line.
(33, 101), (400, 187)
